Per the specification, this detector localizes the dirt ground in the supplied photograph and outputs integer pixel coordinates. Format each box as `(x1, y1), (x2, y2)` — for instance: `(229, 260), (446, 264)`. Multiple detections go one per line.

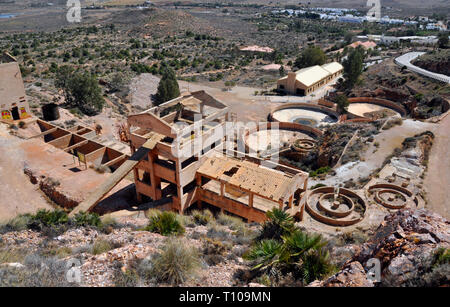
(424, 113), (450, 219)
(0, 124), (53, 222)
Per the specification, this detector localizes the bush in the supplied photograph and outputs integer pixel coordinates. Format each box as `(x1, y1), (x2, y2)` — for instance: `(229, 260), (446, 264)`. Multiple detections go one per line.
(113, 266), (139, 287)
(217, 212), (244, 230)
(149, 238), (200, 285)
(91, 239), (114, 255)
(73, 212), (102, 228)
(29, 209), (68, 229)
(0, 214), (32, 233)
(191, 210), (214, 226)
(246, 229), (335, 284)
(257, 208), (296, 241)
(202, 237), (231, 266)
(145, 211), (185, 236)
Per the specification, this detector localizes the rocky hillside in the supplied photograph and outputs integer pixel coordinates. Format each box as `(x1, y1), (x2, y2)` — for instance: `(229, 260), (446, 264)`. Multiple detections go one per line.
(412, 50), (450, 77)
(0, 208), (448, 287)
(311, 209), (450, 287)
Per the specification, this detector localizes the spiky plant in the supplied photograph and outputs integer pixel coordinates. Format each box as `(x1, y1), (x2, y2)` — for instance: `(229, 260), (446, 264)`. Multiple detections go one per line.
(245, 239), (283, 270)
(297, 248), (335, 284)
(145, 211), (185, 236)
(257, 208), (296, 241)
(150, 238), (200, 285)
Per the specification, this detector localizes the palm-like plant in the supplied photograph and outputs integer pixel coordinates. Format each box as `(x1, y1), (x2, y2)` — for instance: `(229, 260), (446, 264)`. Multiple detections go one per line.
(247, 225), (335, 285)
(257, 208), (296, 241)
(298, 248), (334, 284)
(245, 239), (283, 270)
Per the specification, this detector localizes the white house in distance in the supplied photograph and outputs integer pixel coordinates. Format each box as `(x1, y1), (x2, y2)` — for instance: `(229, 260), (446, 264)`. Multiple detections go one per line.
(277, 62), (343, 96)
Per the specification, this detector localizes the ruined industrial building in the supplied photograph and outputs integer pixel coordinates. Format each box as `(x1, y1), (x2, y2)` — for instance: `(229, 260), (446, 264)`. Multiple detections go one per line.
(0, 3), (449, 289)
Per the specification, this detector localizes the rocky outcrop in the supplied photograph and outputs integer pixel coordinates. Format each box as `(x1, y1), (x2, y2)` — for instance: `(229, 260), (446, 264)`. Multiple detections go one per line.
(309, 209), (449, 287)
(353, 209), (449, 286)
(309, 262), (374, 287)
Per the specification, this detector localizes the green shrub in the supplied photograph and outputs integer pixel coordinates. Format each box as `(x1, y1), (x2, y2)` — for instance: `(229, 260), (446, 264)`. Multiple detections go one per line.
(217, 212), (244, 230)
(257, 208), (296, 241)
(91, 239), (114, 255)
(309, 166), (331, 177)
(0, 214), (32, 233)
(191, 209), (214, 226)
(73, 212), (102, 227)
(145, 211), (185, 236)
(432, 248), (450, 268)
(29, 209), (68, 228)
(202, 237), (231, 266)
(149, 238), (200, 285)
(246, 229), (335, 284)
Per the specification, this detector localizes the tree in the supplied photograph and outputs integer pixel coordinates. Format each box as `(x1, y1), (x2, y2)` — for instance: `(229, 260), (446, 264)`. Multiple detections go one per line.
(55, 66), (105, 116)
(154, 67), (180, 106)
(294, 45), (327, 69)
(438, 32), (449, 49)
(335, 95), (349, 114)
(342, 46), (365, 89)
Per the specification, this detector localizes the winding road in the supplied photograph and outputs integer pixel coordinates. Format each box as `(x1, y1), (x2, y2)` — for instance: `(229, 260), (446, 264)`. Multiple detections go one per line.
(395, 52), (450, 84)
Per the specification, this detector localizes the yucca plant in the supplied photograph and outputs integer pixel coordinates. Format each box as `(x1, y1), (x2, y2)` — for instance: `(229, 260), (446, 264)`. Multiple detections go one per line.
(247, 227), (335, 285)
(145, 211), (185, 236)
(257, 208), (296, 241)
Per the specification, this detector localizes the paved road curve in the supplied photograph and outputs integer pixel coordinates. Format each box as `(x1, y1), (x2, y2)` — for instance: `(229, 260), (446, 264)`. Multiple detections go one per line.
(395, 52), (450, 84)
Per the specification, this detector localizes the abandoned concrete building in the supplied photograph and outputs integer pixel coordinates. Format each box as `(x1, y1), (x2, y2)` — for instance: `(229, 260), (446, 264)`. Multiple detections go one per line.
(277, 62), (343, 96)
(0, 60), (31, 123)
(71, 91), (308, 222)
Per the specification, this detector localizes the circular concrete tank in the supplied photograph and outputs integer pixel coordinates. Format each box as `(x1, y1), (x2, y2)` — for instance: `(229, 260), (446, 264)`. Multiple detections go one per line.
(270, 104), (338, 127)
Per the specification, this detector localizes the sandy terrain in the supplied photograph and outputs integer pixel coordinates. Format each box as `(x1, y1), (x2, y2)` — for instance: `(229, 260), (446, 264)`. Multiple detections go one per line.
(347, 103), (401, 118)
(0, 124), (53, 222)
(424, 113), (450, 219)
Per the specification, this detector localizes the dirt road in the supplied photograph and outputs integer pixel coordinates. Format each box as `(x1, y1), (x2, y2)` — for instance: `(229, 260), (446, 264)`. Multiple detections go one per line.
(424, 113), (450, 219)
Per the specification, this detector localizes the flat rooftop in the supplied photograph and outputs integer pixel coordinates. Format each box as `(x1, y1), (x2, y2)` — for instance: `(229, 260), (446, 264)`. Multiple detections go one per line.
(197, 156), (308, 203)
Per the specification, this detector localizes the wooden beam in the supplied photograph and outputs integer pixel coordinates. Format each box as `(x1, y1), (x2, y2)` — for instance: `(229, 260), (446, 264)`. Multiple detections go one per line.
(63, 140), (88, 152)
(29, 127), (57, 139)
(101, 154), (127, 167)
